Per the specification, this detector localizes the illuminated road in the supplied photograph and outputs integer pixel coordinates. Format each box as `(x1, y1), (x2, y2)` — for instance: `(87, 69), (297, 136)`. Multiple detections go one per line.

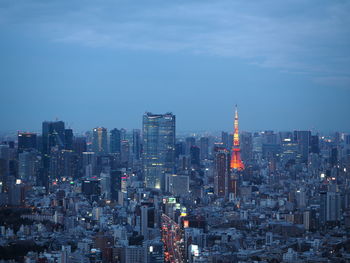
(161, 214), (184, 263)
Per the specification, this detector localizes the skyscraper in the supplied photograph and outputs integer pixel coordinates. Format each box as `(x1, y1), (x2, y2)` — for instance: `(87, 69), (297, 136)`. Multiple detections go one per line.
(142, 112), (175, 190)
(240, 132), (253, 163)
(64, 129), (73, 150)
(185, 137), (196, 156)
(92, 127), (108, 154)
(73, 137), (87, 155)
(221, 132), (229, 149)
(132, 129), (141, 160)
(110, 128), (121, 154)
(190, 145), (200, 169)
(41, 121), (65, 188)
(121, 140), (130, 164)
(214, 147), (230, 198)
(199, 137), (209, 160)
(310, 135), (320, 154)
(293, 130), (311, 162)
(18, 151), (39, 181)
(42, 121), (65, 154)
(18, 132), (37, 153)
(320, 191), (342, 223)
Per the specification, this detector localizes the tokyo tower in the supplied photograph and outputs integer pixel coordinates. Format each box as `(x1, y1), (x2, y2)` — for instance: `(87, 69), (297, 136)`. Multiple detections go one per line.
(230, 105), (245, 170)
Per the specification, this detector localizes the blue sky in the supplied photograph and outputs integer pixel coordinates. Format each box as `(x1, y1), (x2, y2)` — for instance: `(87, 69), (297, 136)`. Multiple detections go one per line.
(1, 0), (349, 133)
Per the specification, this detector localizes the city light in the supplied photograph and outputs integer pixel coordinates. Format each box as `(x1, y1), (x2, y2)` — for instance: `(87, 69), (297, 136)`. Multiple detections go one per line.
(1, 8), (348, 259)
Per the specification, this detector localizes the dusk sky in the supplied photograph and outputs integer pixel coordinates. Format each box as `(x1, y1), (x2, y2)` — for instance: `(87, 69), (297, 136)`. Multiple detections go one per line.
(1, 0), (349, 133)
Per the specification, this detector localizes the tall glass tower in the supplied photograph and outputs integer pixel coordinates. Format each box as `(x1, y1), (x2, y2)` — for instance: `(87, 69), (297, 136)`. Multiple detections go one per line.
(110, 128), (121, 154)
(42, 121), (65, 154)
(142, 112), (175, 190)
(92, 127), (108, 154)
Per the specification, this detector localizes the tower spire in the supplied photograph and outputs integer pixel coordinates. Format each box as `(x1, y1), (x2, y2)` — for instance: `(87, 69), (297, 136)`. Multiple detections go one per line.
(230, 105), (244, 170)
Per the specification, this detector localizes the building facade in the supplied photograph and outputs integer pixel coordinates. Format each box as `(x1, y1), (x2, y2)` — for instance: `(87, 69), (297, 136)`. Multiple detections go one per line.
(142, 112), (175, 190)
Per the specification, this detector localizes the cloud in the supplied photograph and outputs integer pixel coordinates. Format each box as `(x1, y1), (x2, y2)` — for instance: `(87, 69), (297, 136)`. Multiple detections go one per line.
(314, 76), (350, 89)
(1, 0), (350, 86)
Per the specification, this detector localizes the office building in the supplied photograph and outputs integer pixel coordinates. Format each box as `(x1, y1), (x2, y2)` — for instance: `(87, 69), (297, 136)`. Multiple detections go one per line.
(42, 121), (65, 154)
(199, 137), (209, 160)
(145, 239), (164, 263)
(18, 151), (39, 181)
(320, 191), (342, 223)
(165, 174), (189, 196)
(294, 130), (311, 162)
(132, 129), (141, 160)
(18, 132), (37, 153)
(121, 140), (130, 164)
(185, 137), (195, 156)
(190, 145), (200, 169)
(64, 129), (73, 150)
(92, 127), (108, 154)
(214, 147), (230, 198)
(110, 128), (121, 154)
(142, 112), (175, 190)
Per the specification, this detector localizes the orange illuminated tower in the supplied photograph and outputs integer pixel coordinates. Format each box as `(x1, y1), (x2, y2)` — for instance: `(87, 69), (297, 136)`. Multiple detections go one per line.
(230, 105), (245, 170)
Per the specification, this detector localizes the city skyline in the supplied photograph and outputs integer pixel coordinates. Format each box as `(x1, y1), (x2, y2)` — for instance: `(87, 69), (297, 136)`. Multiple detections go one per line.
(1, 105), (349, 133)
(1, 110), (349, 262)
(1, 1), (350, 262)
(1, 116), (349, 135)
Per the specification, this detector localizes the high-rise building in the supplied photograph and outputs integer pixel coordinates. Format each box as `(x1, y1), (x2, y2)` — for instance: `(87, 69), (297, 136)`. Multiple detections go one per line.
(121, 246), (144, 263)
(110, 128), (121, 154)
(18, 132), (37, 153)
(230, 106), (244, 171)
(41, 121), (65, 187)
(141, 205), (149, 240)
(310, 135), (320, 154)
(294, 130), (311, 162)
(92, 127), (108, 154)
(145, 239), (164, 263)
(214, 147), (230, 198)
(42, 121), (65, 154)
(320, 191), (342, 224)
(120, 128), (127, 141)
(82, 152), (97, 177)
(142, 112), (175, 190)
(262, 130), (278, 145)
(82, 179), (100, 198)
(73, 137), (87, 155)
(60, 150), (79, 179)
(330, 148), (338, 167)
(240, 132), (253, 163)
(132, 129), (141, 160)
(190, 145), (200, 169)
(199, 137), (209, 160)
(18, 151), (39, 181)
(175, 142), (185, 159)
(110, 170), (122, 201)
(185, 137), (196, 156)
(165, 174), (189, 196)
(221, 132), (229, 149)
(121, 140), (130, 164)
(140, 204), (155, 240)
(344, 134), (350, 158)
(64, 129), (73, 150)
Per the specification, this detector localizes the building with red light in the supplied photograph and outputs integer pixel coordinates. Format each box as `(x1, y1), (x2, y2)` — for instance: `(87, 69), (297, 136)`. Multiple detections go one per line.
(230, 105), (245, 171)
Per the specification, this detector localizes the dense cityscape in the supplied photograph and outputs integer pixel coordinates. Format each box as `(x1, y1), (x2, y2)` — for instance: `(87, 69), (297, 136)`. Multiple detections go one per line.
(0, 107), (349, 263)
(1, 1), (350, 262)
